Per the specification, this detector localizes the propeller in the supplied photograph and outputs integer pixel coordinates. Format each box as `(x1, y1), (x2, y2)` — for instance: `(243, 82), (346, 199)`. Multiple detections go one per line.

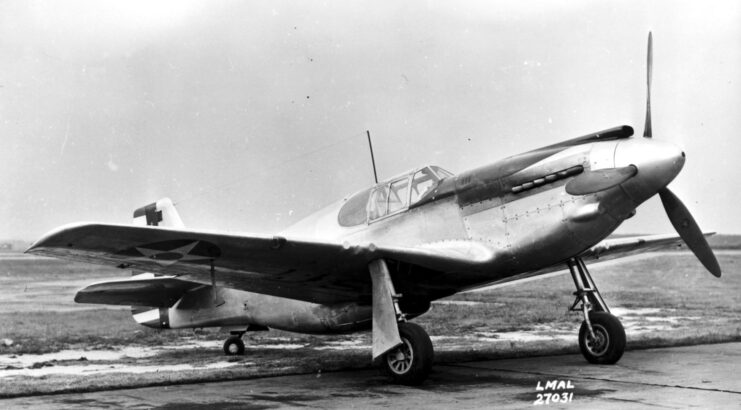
(659, 188), (721, 277)
(640, 32), (721, 277)
(643, 32), (653, 138)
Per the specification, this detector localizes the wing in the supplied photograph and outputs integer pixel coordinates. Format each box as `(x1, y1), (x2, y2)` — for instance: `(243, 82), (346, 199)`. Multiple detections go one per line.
(469, 233), (703, 290)
(75, 275), (202, 307)
(583, 233), (697, 260)
(27, 223), (494, 305)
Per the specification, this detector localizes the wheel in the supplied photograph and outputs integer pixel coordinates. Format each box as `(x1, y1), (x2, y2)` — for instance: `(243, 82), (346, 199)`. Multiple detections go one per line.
(223, 335), (245, 356)
(578, 311), (625, 364)
(381, 322), (434, 385)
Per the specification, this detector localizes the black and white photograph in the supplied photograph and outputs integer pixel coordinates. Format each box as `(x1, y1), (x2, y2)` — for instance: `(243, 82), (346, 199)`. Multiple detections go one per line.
(1, 1), (740, 408)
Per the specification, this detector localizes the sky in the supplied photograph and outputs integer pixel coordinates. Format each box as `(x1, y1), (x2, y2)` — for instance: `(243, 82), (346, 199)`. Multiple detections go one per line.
(1, 0), (740, 240)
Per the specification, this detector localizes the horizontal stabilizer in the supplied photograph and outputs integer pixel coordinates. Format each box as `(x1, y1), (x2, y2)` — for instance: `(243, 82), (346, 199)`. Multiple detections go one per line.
(75, 276), (201, 307)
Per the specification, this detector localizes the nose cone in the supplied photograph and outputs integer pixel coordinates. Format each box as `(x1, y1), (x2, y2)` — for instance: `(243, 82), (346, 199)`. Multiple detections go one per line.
(614, 139), (685, 203)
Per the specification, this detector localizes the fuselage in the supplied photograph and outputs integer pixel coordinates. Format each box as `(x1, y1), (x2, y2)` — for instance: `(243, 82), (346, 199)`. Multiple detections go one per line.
(284, 127), (684, 279)
(149, 126), (686, 334)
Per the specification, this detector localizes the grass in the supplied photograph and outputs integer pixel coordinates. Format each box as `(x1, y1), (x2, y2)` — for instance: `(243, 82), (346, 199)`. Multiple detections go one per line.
(707, 234), (741, 250)
(0, 310), (215, 355)
(0, 258), (121, 279)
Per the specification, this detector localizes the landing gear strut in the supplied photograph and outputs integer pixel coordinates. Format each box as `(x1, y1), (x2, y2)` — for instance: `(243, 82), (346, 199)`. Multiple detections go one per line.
(223, 331), (245, 356)
(568, 258), (626, 364)
(369, 259), (434, 385)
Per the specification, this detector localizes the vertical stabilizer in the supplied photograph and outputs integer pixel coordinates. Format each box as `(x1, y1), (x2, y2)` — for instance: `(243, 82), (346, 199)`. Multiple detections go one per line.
(132, 198), (184, 228)
(130, 198), (183, 324)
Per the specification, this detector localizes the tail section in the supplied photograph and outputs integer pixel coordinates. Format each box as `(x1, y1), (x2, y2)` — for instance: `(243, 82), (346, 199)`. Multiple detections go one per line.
(131, 306), (169, 328)
(132, 197), (184, 228)
(131, 198), (183, 325)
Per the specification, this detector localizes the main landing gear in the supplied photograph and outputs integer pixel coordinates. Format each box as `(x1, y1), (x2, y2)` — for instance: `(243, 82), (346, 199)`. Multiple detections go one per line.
(568, 258), (626, 364)
(381, 322), (434, 385)
(369, 259), (434, 385)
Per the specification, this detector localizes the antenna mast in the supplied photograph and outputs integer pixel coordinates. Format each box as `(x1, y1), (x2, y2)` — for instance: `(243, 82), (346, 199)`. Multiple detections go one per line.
(366, 130), (378, 184)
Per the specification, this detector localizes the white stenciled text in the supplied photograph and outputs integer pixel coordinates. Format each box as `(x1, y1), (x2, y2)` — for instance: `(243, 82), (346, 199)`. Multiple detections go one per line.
(533, 380), (575, 405)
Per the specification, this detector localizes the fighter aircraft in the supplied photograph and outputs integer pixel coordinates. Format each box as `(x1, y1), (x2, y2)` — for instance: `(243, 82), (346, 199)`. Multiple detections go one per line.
(27, 33), (720, 385)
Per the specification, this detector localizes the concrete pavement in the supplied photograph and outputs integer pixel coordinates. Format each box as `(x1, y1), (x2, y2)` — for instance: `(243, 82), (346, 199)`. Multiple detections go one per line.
(3, 342), (741, 409)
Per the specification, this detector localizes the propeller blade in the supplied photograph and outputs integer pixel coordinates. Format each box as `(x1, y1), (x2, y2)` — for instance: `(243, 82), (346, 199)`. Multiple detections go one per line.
(659, 188), (721, 277)
(565, 165), (637, 196)
(643, 32), (653, 138)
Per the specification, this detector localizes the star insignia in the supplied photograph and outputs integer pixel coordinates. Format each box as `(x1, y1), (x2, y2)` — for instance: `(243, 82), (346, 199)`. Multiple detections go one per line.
(134, 241), (211, 266)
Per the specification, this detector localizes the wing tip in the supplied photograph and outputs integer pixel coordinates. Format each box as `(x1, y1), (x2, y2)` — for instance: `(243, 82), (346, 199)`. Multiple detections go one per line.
(25, 223), (78, 254)
(26, 221), (119, 254)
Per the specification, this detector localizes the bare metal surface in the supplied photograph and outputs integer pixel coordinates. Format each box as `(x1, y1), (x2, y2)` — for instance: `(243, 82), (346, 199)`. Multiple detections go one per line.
(28, 130), (700, 311)
(565, 165), (637, 195)
(369, 259), (402, 360)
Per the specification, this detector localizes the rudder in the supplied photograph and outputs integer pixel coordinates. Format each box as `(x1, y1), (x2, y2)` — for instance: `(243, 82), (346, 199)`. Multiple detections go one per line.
(132, 197), (184, 228)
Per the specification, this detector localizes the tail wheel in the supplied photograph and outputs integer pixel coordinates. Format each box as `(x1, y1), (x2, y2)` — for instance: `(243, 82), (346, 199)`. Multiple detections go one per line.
(381, 322), (433, 385)
(223, 335), (245, 356)
(578, 312), (626, 364)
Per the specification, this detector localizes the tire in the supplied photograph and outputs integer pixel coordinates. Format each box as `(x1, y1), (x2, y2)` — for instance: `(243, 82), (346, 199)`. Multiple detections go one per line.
(381, 322), (434, 385)
(578, 311), (625, 364)
(223, 336), (245, 356)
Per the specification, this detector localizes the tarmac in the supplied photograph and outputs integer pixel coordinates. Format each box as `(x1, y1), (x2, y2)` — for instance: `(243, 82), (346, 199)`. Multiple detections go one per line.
(3, 342), (740, 409)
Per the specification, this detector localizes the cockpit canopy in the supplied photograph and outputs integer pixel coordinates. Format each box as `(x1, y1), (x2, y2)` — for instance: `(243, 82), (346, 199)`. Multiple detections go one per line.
(338, 165), (453, 227)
